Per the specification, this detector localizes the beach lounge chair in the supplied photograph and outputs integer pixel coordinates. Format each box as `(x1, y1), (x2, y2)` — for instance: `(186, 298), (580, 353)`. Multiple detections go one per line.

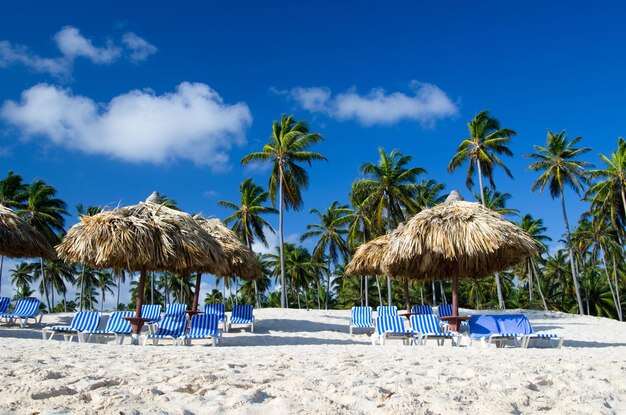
(468, 314), (523, 348)
(88, 311), (134, 344)
(0, 297), (10, 314)
(376, 306), (398, 316)
(0, 297), (42, 327)
(411, 304), (434, 315)
(142, 304), (163, 333)
(497, 314), (564, 349)
(372, 315), (413, 345)
(143, 313), (188, 346)
(227, 304), (254, 332)
(349, 306), (374, 335)
(42, 311), (101, 343)
(204, 303), (228, 331)
(181, 313), (222, 346)
(438, 304), (452, 318)
(164, 303), (187, 316)
(410, 314), (460, 346)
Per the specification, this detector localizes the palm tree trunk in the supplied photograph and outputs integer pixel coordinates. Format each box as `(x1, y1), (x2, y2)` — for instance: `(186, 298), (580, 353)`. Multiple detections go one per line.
(376, 275), (383, 306)
(476, 160), (506, 309)
(117, 273), (121, 311)
(359, 276), (363, 307)
(40, 258), (51, 312)
(0, 255), (3, 296)
(532, 260), (549, 311)
(278, 170), (287, 308)
(527, 261), (533, 305)
(439, 281), (446, 304)
(560, 191), (585, 315)
(325, 257), (331, 310)
(80, 265), (85, 311)
(578, 250), (590, 315)
(151, 272), (154, 304)
(316, 279), (321, 310)
(385, 206), (393, 306)
(365, 276), (369, 307)
(600, 246), (618, 317)
(431, 280), (436, 306)
(101, 291), (105, 312)
(611, 254), (623, 321)
(63, 292), (67, 312)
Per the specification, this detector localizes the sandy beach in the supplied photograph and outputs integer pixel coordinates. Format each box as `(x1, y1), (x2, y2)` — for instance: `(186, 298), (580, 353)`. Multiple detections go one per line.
(0, 308), (625, 415)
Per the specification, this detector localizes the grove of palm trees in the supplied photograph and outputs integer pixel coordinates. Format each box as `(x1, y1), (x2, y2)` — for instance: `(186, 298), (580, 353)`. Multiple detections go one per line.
(2, 111), (624, 321)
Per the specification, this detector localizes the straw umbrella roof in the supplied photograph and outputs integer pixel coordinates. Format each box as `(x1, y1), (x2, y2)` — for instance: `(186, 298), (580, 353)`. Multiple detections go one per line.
(0, 204), (55, 259)
(383, 191), (538, 280)
(345, 234), (390, 276)
(194, 216), (262, 280)
(57, 200), (229, 274)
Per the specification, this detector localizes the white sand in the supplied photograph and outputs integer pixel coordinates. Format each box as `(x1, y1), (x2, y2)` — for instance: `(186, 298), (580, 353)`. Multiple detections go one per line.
(0, 308), (625, 414)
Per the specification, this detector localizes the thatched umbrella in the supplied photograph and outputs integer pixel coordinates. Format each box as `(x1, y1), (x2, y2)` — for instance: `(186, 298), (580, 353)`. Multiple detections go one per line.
(57, 192), (228, 343)
(190, 216), (262, 312)
(383, 190), (538, 330)
(345, 234), (389, 277)
(0, 204), (55, 259)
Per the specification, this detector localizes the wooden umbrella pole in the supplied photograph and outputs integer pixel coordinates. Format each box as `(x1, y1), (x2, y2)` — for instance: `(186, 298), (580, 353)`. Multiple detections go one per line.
(128, 267), (147, 345)
(452, 264), (459, 318)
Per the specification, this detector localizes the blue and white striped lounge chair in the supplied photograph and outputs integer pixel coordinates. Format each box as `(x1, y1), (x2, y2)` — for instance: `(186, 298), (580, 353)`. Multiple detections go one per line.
(372, 315), (413, 345)
(143, 313), (188, 346)
(181, 314), (222, 346)
(410, 314), (460, 346)
(437, 303), (468, 332)
(349, 306), (374, 335)
(227, 304), (254, 332)
(89, 311), (134, 344)
(204, 303), (227, 331)
(376, 305), (398, 316)
(42, 311), (101, 343)
(495, 314), (564, 349)
(142, 304), (163, 333)
(0, 297), (42, 327)
(411, 304), (434, 315)
(468, 314), (522, 348)
(164, 303), (187, 316)
(0, 297), (11, 314)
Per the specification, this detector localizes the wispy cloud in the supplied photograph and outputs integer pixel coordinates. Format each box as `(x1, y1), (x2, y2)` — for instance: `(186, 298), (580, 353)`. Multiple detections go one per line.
(282, 81), (458, 126)
(1, 82), (252, 171)
(0, 26), (157, 78)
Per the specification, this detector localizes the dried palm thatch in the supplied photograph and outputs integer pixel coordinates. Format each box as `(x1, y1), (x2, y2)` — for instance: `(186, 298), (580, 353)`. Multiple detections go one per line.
(194, 216), (262, 280)
(57, 202), (229, 274)
(0, 204), (55, 259)
(345, 234), (390, 276)
(383, 196), (538, 279)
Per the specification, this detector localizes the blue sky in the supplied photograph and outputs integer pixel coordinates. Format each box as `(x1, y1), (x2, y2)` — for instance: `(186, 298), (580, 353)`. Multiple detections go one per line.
(1, 2), (625, 306)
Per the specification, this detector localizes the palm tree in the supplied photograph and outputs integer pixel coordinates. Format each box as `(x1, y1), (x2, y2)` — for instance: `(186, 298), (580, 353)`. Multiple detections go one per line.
(241, 114), (326, 308)
(354, 147), (425, 305)
(218, 178), (277, 307)
(0, 171), (27, 295)
(448, 111), (516, 308)
(476, 188), (519, 217)
(96, 270), (116, 312)
(526, 130), (592, 315)
(517, 214), (552, 310)
(301, 201), (351, 309)
(10, 262), (35, 298)
(76, 265), (99, 311)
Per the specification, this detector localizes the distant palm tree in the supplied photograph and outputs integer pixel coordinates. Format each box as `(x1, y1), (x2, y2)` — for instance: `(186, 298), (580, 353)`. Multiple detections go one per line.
(415, 179), (446, 211)
(241, 114), (326, 308)
(476, 188), (519, 217)
(526, 130), (592, 315)
(517, 214), (551, 310)
(10, 262), (35, 298)
(204, 288), (224, 304)
(76, 204), (102, 310)
(301, 201), (351, 309)
(76, 265), (99, 311)
(96, 270), (116, 312)
(354, 148), (425, 305)
(218, 178), (276, 307)
(448, 111), (516, 308)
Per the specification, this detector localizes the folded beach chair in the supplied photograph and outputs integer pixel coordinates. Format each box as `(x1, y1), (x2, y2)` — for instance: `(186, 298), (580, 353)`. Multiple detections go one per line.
(0, 297), (42, 327)
(411, 304), (434, 315)
(42, 311), (101, 343)
(497, 314), (564, 349)
(142, 304), (163, 333)
(468, 314), (522, 348)
(227, 304), (254, 332)
(89, 311), (134, 344)
(376, 305), (398, 316)
(349, 306), (374, 335)
(143, 313), (188, 346)
(0, 297), (10, 314)
(181, 313), (222, 346)
(204, 303), (227, 331)
(410, 314), (460, 346)
(372, 315), (413, 345)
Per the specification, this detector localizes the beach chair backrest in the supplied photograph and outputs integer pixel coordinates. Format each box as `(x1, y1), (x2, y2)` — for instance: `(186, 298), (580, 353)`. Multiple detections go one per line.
(410, 314), (442, 334)
(468, 314), (501, 338)
(71, 311), (101, 332)
(204, 303), (226, 318)
(189, 313), (219, 337)
(351, 306), (372, 325)
(141, 304), (162, 322)
(377, 306), (398, 316)
(13, 297), (40, 317)
(156, 313), (187, 337)
(105, 311), (133, 333)
(495, 314), (534, 336)
(165, 303), (187, 316)
(0, 297), (11, 314)
(438, 304), (452, 318)
(376, 315), (407, 335)
(232, 305), (253, 321)
(411, 305), (434, 315)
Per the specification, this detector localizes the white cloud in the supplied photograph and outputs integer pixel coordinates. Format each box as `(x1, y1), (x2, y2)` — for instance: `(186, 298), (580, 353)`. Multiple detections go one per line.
(54, 26), (121, 64)
(0, 26), (156, 78)
(122, 32), (158, 62)
(286, 82), (458, 126)
(1, 82), (253, 169)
